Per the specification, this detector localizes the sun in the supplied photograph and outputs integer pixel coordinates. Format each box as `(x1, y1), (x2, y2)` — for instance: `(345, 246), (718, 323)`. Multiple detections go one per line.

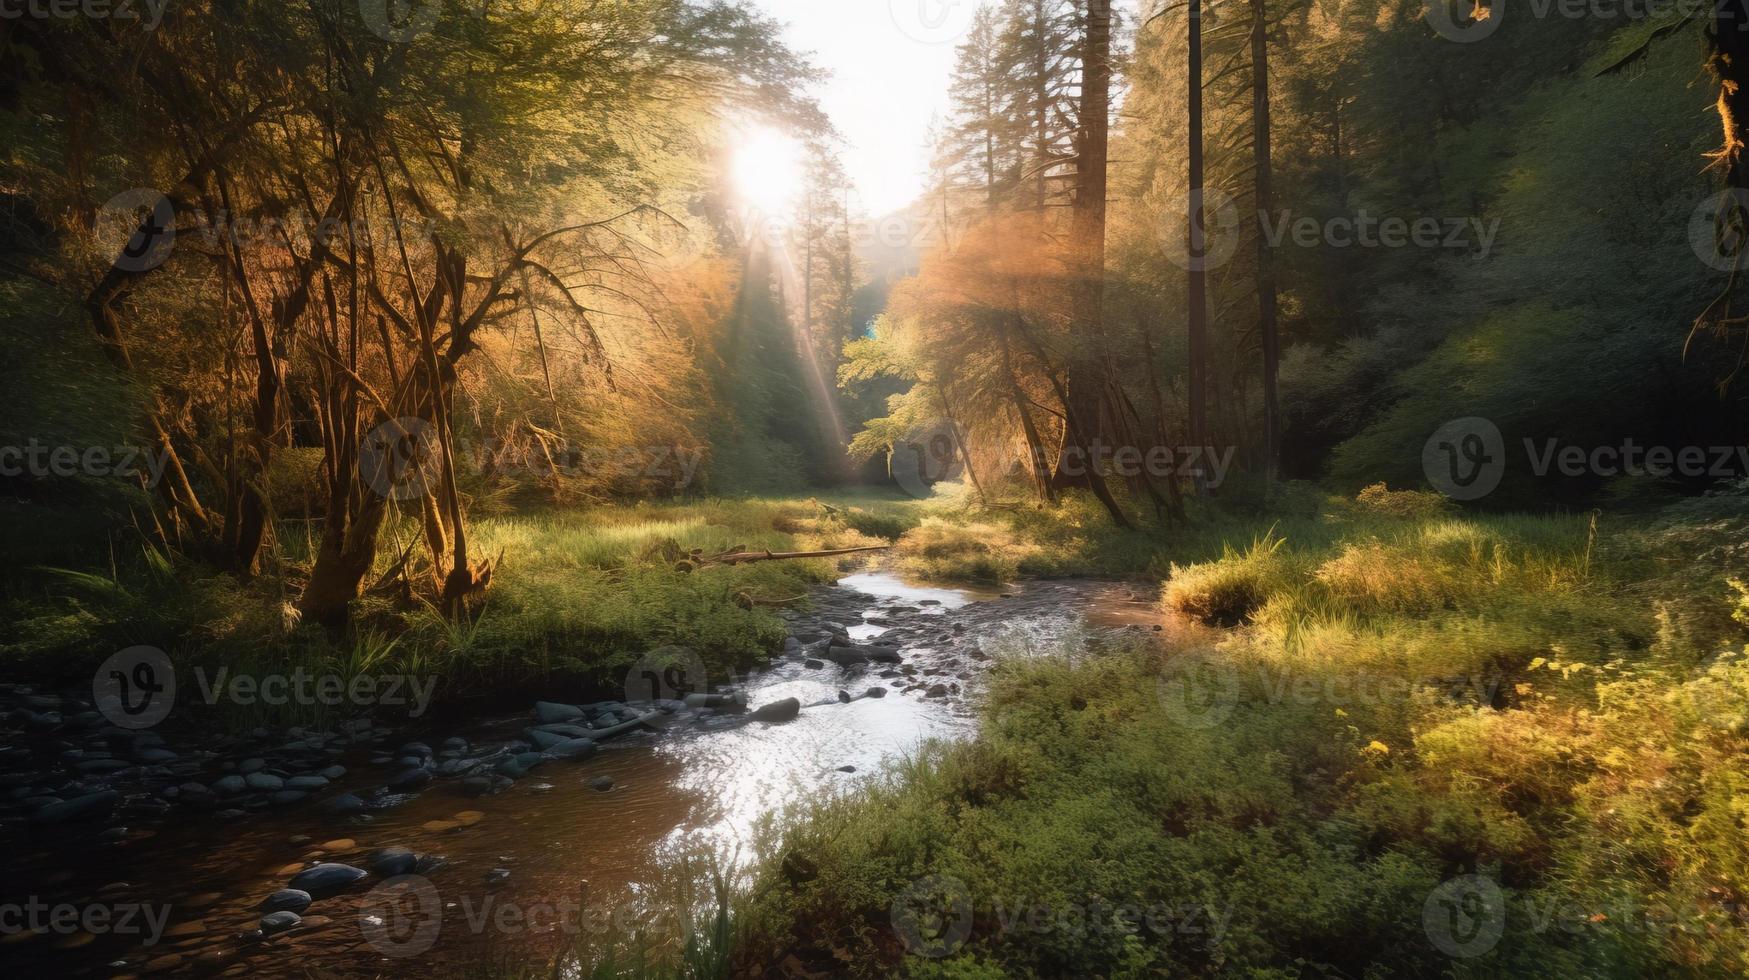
(731, 126), (804, 214)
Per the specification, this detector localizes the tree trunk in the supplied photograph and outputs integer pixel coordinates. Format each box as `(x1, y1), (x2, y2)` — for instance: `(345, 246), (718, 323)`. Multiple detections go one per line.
(1186, 0), (1210, 490)
(1052, 0), (1114, 491)
(1250, 0), (1281, 482)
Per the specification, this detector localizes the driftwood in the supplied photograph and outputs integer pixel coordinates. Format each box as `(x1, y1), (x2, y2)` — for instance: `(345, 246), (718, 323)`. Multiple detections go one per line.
(705, 545), (890, 566)
(661, 542), (890, 574)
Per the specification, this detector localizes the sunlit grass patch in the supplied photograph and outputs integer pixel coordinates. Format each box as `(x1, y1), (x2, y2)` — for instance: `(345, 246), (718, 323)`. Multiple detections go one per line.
(891, 517), (1040, 585)
(1162, 527), (1301, 626)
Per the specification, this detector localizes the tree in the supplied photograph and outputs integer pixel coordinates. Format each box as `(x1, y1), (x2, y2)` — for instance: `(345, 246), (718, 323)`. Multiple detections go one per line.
(1251, 0), (1281, 480)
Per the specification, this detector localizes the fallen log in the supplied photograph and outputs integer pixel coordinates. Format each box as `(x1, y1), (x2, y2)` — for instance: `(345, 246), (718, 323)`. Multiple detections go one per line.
(704, 544), (890, 566)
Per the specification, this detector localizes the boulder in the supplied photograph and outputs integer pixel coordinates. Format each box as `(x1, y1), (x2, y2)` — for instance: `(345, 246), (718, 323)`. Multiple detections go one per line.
(288, 862), (368, 895)
(366, 847), (418, 877)
(258, 889), (311, 914)
(750, 698), (801, 724)
(30, 790), (119, 824)
(259, 911), (301, 935)
(542, 737), (598, 761)
(533, 701), (584, 724)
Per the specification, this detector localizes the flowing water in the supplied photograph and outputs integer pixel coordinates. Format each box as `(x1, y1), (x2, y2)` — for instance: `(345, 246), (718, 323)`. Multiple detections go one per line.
(2, 568), (1161, 977)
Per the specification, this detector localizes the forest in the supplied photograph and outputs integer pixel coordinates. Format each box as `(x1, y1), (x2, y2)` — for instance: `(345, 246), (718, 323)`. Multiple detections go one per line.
(2, 0), (1748, 977)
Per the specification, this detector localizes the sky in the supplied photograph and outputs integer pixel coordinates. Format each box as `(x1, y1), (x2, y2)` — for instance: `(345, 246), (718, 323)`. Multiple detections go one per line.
(746, 0), (977, 217)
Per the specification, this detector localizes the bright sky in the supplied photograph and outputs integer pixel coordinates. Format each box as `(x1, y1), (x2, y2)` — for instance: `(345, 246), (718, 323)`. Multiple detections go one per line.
(747, 0), (975, 217)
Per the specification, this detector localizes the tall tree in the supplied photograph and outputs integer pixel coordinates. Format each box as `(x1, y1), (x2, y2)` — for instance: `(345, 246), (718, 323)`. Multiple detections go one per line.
(1186, 0), (1210, 473)
(1251, 0), (1281, 480)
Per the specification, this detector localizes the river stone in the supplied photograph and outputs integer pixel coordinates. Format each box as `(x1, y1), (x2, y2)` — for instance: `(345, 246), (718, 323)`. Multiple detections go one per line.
(863, 687), (888, 699)
(523, 729), (568, 750)
(366, 847), (417, 876)
(259, 889), (311, 914)
(804, 659), (825, 669)
(866, 648), (904, 664)
(459, 776), (492, 797)
(533, 723), (593, 738)
(31, 790), (118, 824)
(259, 911), (301, 935)
(926, 684), (950, 698)
(435, 758), (475, 777)
(543, 737), (597, 761)
(588, 776), (614, 792)
(825, 645), (867, 666)
(244, 772), (284, 792)
(321, 792), (365, 816)
(750, 698), (801, 724)
(386, 768), (431, 791)
(288, 862), (368, 895)
(286, 775), (329, 791)
(239, 758), (266, 774)
(533, 701), (584, 724)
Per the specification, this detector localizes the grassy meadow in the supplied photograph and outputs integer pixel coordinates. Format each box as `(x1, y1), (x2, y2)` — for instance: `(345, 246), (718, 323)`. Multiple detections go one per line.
(725, 485), (1749, 978)
(0, 493), (915, 725)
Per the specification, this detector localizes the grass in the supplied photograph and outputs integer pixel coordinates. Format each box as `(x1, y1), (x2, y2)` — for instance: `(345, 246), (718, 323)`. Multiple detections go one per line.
(733, 488), (1749, 977)
(0, 492), (916, 726)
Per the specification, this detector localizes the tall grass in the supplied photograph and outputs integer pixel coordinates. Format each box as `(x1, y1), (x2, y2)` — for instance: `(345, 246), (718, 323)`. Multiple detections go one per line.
(735, 493), (1749, 977)
(0, 494), (908, 724)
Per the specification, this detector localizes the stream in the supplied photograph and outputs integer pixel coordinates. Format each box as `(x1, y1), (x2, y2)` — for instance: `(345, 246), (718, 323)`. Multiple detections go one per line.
(1, 567), (1162, 977)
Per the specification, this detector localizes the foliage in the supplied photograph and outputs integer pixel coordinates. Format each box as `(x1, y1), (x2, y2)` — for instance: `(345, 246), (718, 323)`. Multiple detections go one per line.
(737, 497), (1749, 977)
